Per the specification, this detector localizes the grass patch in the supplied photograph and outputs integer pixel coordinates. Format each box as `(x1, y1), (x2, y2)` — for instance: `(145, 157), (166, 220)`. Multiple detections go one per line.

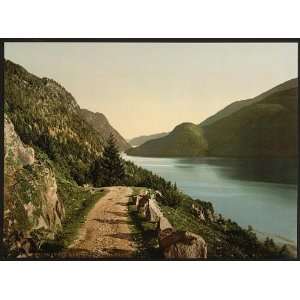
(160, 201), (259, 258)
(160, 203), (225, 258)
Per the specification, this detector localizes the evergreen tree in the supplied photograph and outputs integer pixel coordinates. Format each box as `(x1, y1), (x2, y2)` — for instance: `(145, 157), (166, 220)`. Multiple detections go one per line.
(174, 182), (177, 190)
(92, 133), (125, 187)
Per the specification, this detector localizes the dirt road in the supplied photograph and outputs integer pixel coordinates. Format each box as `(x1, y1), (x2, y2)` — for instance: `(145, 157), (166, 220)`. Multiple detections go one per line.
(68, 186), (137, 258)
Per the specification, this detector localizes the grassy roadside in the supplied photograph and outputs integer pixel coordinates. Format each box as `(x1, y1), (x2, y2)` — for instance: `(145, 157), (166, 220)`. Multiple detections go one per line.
(159, 202), (224, 257)
(159, 199), (292, 259)
(127, 187), (163, 259)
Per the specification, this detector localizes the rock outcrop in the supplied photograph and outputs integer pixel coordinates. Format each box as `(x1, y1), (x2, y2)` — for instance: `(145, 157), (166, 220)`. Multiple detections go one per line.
(135, 190), (207, 259)
(192, 203), (206, 222)
(4, 115), (65, 257)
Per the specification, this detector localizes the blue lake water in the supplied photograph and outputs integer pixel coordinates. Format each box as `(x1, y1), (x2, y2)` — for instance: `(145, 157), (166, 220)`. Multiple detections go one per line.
(123, 154), (298, 244)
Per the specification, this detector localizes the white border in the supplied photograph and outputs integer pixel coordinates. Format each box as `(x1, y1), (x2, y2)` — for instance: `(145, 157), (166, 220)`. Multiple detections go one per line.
(0, 0), (300, 37)
(0, 261), (300, 300)
(1, 1), (299, 300)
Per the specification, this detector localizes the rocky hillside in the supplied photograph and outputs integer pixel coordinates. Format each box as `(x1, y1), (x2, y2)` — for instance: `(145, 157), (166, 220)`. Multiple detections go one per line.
(126, 123), (208, 157)
(4, 115), (64, 257)
(129, 132), (168, 147)
(80, 108), (130, 151)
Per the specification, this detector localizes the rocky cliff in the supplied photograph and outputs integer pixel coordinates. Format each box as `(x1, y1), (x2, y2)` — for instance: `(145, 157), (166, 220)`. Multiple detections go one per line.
(4, 115), (65, 257)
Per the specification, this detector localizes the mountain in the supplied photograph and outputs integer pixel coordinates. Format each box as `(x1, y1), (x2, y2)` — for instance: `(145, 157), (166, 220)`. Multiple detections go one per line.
(126, 78), (297, 158)
(126, 123), (208, 157)
(4, 59), (291, 259)
(129, 132), (169, 146)
(79, 108), (130, 151)
(4, 60), (132, 256)
(200, 78), (297, 127)
(203, 85), (298, 158)
(4, 60), (124, 184)
(3, 59), (106, 255)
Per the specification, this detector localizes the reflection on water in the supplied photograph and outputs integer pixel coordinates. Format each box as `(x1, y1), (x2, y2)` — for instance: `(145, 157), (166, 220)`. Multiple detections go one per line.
(123, 154), (298, 244)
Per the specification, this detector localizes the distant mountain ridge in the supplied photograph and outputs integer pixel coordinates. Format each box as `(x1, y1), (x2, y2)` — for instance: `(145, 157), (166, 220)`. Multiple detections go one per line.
(80, 109), (131, 151)
(200, 78), (297, 127)
(129, 132), (169, 146)
(203, 85), (298, 158)
(126, 78), (298, 158)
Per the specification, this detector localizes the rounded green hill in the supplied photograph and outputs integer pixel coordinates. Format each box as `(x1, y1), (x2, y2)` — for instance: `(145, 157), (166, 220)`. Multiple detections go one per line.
(126, 122), (208, 157)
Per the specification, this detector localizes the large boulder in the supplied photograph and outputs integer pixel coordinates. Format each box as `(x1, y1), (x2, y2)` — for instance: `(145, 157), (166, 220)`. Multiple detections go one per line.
(162, 231), (207, 259)
(157, 213), (207, 259)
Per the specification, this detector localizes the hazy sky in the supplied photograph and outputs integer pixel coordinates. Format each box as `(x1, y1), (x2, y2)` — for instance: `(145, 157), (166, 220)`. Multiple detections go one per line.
(5, 43), (298, 139)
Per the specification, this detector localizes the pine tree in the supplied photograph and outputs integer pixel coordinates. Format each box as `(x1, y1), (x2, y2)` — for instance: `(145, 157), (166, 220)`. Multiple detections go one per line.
(92, 133), (125, 187)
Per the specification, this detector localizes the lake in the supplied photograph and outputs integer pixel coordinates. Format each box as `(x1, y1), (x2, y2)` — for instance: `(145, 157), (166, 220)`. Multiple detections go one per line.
(123, 154), (298, 245)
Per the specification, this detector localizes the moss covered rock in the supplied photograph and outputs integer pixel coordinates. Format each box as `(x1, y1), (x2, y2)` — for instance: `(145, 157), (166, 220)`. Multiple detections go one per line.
(4, 115), (65, 257)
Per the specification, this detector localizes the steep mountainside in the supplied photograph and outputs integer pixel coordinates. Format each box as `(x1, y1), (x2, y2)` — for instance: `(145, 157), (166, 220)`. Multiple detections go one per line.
(203, 86), (298, 157)
(129, 132), (169, 146)
(4, 60), (106, 184)
(4, 115), (64, 257)
(3, 60), (113, 256)
(126, 123), (208, 157)
(200, 78), (297, 127)
(79, 108), (130, 151)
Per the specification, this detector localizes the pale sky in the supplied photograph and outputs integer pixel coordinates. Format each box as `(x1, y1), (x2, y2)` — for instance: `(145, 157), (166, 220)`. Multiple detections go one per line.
(5, 43), (298, 139)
